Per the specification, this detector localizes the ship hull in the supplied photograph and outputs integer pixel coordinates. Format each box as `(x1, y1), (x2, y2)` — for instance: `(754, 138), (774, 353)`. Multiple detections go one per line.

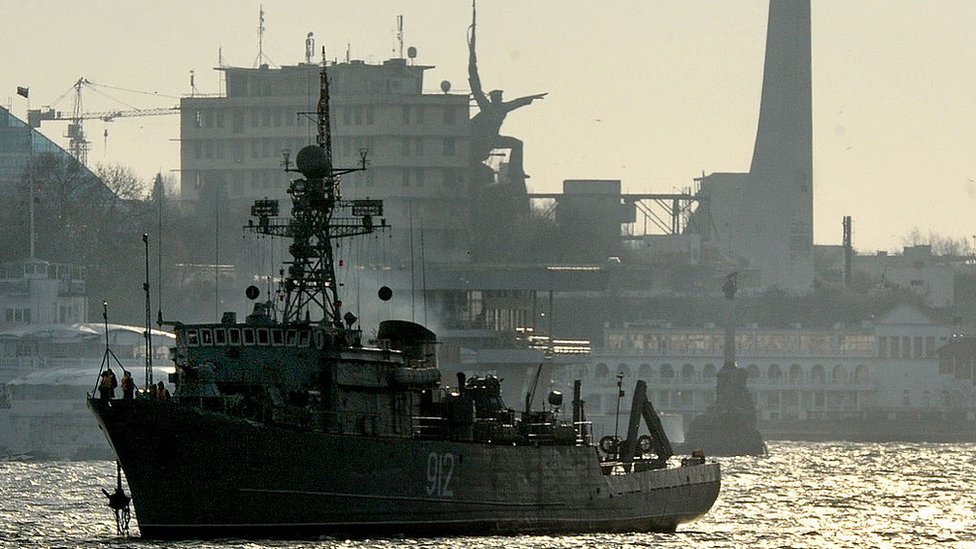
(89, 398), (720, 539)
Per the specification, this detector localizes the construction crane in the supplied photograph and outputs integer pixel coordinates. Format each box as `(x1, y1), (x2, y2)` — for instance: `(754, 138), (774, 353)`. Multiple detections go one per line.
(27, 77), (179, 166)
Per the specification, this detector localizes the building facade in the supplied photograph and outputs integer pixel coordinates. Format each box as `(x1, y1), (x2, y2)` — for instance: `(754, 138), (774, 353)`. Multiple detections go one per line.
(562, 302), (963, 439)
(0, 259), (87, 330)
(179, 58), (473, 266)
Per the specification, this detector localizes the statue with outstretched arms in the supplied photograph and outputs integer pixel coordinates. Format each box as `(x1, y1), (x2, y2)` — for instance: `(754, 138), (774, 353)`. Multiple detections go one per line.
(467, 0), (546, 181)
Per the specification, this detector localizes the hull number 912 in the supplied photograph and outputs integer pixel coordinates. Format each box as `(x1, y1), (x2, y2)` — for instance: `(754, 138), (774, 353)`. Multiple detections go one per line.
(426, 452), (455, 497)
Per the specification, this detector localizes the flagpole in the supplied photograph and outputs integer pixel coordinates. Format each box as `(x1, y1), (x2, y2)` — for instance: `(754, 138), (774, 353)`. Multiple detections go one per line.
(18, 86), (34, 260)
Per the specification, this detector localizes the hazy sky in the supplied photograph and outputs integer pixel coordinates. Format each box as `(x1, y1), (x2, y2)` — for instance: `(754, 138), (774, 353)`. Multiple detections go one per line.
(4, 1), (975, 253)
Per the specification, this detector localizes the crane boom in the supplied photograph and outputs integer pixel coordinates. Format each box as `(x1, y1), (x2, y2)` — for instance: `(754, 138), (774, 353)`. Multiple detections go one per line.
(25, 77), (180, 166)
(28, 106), (179, 126)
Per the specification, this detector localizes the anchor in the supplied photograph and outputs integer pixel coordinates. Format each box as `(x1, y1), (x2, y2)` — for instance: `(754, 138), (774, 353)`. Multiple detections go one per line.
(101, 460), (131, 536)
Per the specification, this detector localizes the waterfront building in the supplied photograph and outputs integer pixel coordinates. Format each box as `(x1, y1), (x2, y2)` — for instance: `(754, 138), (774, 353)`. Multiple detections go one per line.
(0, 259), (87, 332)
(179, 58), (473, 266)
(936, 335), (976, 420)
(566, 301), (964, 440)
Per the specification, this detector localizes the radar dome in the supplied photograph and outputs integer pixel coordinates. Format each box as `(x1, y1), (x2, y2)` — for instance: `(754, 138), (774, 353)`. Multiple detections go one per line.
(295, 145), (331, 178)
(440, 80), (451, 93)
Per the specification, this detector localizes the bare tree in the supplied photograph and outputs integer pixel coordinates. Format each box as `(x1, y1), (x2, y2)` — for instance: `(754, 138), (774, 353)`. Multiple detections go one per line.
(901, 227), (973, 256)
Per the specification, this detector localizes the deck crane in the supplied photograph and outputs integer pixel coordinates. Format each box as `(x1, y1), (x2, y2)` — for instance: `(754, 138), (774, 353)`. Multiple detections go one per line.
(27, 77), (179, 166)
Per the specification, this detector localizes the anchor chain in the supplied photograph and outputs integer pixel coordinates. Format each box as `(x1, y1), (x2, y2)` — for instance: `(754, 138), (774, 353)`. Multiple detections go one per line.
(101, 460), (131, 536)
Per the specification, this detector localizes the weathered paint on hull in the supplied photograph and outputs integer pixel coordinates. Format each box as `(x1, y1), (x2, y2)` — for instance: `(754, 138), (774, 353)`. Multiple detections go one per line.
(89, 398), (720, 539)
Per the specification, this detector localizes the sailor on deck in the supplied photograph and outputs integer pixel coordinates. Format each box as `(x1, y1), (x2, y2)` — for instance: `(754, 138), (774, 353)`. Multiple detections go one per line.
(121, 371), (135, 400)
(156, 381), (170, 401)
(99, 367), (118, 400)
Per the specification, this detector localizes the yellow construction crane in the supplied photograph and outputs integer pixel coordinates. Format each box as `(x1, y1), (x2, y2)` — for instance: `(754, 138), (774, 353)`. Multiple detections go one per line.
(27, 77), (179, 166)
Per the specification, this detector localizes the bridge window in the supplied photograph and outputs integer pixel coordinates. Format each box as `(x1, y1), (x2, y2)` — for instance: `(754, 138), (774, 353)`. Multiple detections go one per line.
(298, 330), (310, 347)
(257, 328), (270, 345)
(186, 330), (199, 347)
(271, 329), (284, 346)
(215, 329), (227, 345)
(286, 329), (297, 346)
(243, 328), (255, 345)
(200, 329), (213, 345)
(229, 328), (241, 346)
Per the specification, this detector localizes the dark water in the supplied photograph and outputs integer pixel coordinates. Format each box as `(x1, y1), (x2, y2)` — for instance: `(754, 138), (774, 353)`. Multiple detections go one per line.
(1, 441), (974, 548)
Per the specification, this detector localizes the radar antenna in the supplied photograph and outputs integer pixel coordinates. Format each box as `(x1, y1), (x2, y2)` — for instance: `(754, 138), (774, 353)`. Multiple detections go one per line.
(244, 49), (385, 326)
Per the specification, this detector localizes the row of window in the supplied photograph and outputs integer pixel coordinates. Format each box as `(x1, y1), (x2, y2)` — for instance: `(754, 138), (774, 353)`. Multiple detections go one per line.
(877, 335), (937, 359)
(605, 331), (877, 356)
(189, 136), (458, 163)
(189, 104), (463, 133)
(186, 166), (464, 197)
(224, 72), (419, 99)
(587, 362), (870, 382)
(182, 326), (313, 348)
(3, 308), (31, 323)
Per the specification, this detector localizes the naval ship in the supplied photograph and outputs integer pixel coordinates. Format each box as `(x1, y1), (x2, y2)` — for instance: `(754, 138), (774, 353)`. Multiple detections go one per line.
(88, 54), (720, 539)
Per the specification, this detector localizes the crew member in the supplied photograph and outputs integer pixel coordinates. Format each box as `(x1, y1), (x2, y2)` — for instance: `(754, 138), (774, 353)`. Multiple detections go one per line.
(156, 380), (171, 401)
(98, 367), (118, 400)
(120, 370), (135, 400)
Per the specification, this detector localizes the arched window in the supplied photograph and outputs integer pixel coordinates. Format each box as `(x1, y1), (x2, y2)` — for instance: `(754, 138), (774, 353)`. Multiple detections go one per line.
(660, 363), (674, 381)
(812, 364), (826, 384)
(746, 364), (759, 380)
(618, 364), (631, 378)
(832, 365), (848, 383)
(854, 364), (869, 381)
(767, 364), (782, 382)
(789, 364), (803, 383)
(638, 363), (652, 379)
(596, 363), (609, 379)
(702, 363), (716, 380)
(681, 363), (696, 380)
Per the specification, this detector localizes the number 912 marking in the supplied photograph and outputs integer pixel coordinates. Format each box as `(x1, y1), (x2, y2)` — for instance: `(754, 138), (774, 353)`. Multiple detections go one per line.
(426, 452), (455, 497)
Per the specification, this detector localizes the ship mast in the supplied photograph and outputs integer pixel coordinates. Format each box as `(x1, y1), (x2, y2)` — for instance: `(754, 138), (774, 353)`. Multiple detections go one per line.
(245, 48), (382, 326)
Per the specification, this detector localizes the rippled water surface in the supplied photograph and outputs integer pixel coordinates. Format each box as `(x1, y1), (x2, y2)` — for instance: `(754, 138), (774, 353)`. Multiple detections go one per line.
(1, 442), (974, 548)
